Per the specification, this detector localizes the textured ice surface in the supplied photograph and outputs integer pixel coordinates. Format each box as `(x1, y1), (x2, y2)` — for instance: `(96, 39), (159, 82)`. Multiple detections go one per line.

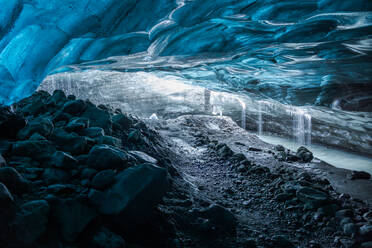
(1, 0), (372, 108)
(39, 70), (372, 155)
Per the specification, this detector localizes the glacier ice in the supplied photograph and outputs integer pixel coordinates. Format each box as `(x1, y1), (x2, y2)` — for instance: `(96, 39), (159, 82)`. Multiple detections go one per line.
(0, 0), (371, 108)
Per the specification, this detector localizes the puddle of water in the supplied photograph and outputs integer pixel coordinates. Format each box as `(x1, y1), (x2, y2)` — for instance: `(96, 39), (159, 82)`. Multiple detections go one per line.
(259, 135), (372, 175)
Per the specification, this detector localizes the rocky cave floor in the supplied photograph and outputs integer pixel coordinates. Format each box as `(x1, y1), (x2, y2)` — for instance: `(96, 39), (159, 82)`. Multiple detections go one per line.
(0, 90), (371, 248)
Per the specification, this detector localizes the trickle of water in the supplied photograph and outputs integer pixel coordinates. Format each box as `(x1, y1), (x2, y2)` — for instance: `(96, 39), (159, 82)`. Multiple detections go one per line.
(258, 101), (263, 136)
(237, 98), (246, 129)
(288, 107), (312, 145)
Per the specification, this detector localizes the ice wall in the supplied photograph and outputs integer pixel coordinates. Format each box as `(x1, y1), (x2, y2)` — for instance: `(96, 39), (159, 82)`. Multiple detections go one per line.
(1, 0), (371, 108)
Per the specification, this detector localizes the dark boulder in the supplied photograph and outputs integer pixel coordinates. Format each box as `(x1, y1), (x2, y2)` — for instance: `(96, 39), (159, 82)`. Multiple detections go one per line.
(127, 129), (142, 144)
(17, 117), (54, 140)
(91, 169), (116, 190)
(52, 198), (97, 242)
(349, 170), (371, 180)
(46, 90), (67, 107)
(0, 167), (28, 194)
(89, 163), (168, 227)
(360, 225), (372, 241)
(0, 182), (15, 221)
(61, 99), (86, 115)
(17, 91), (50, 116)
(42, 168), (70, 184)
(87, 145), (133, 170)
(271, 235), (294, 248)
(81, 168), (98, 179)
(275, 144), (285, 152)
(296, 146), (313, 163)
(11, 200), (50, 246)
(91, 227), (126, 248)
(0, 155), (6, 167)
(191, 204), (236, 235)
(51, 128), (88, 155)
(0, 113), (26, 140)
(52, 151), (78, 169)
(95, 136), (122, 147)
(112, 114), (133, 131)
(81, 103), (112, 135)
(12, 140), (56, 161)
(296, 186), (329, 209)
(81, 127), (105, 138)
(65, 117), (89, 132)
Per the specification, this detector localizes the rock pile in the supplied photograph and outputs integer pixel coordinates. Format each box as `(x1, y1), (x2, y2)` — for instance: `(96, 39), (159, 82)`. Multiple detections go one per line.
(0, 90), (170, 248)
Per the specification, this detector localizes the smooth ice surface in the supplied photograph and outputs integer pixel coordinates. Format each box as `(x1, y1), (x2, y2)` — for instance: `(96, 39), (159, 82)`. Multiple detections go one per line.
(1, 0), (372, 108)
(259, 135), (372, 175)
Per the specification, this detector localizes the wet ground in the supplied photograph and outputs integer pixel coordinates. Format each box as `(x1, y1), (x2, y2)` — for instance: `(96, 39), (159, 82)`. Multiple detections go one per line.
(147, 115), (372, 247)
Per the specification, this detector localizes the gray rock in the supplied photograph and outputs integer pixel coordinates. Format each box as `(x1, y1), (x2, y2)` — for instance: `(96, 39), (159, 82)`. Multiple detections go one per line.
(62, 99), (86, 115)
(17, 117), (54, 140)
(91, 170), (116, 190)
(296, 186), (329, 209)
(194, 204), (236, 234)
(91, 227), (126, 248)
(87, 145), (133, 170)
(52, 198), (97, 242)
(128, 151), (157, 164)
(12, 140), (56, 161)
(336, 209), (354, 219)
(0, 167), (28, 194)
(52, 151), (78, 169)
(296, 146), (313, 163)
(89, 164), (168, 226)
(81, 104), (112, 135)
(360, 225), (372, 241)
(12, 200), (50, 246)
(217, 144), (233, 157)
(42, 168), (70, 184)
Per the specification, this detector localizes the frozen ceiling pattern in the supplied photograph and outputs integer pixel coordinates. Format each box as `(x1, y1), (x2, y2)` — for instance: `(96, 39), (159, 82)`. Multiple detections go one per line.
(1, 0), (371, 110)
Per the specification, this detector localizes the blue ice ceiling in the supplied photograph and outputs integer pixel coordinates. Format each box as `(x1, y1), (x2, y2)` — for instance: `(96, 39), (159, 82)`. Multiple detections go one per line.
(0, 0), (371, 110)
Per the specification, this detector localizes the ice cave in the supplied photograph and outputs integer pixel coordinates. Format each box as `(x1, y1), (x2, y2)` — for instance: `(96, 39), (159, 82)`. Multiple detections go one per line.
(0, 0), (372, 247)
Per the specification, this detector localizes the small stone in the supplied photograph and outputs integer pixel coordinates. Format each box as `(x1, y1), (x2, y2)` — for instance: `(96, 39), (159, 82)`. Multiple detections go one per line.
(81, 103), (112, 135)
(275, 193), (292, 202)
(296, 146), (313, 163)
(275, 144), (285, 151)
(81, 127), (105, 138)
(12, 140), (56, 161)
